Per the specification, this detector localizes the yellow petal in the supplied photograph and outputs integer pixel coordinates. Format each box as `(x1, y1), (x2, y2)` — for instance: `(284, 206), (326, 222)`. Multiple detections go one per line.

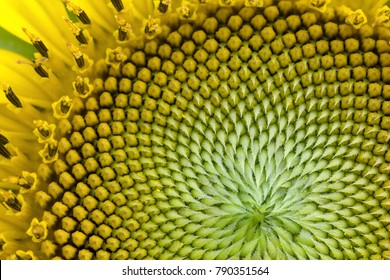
(0, 0), (73, 63)
(0, 50), (59, 107)
(71, 0), (116, 32)
(132, 0), (155, 18)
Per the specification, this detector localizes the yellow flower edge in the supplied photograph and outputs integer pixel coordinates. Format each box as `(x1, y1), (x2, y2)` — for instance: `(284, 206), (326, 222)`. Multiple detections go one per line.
(0, 0), (390, 260)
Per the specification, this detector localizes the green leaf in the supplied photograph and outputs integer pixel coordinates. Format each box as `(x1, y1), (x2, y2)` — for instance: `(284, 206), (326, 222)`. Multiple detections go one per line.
(63, 1), (79, 22)
(0, 27), (35, 59)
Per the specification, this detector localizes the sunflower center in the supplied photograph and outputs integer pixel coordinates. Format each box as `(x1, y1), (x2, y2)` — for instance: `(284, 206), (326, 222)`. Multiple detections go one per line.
(11, 0), (389, 260)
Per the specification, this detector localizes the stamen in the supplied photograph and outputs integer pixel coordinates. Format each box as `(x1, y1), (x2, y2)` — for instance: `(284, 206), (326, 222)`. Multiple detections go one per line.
(52, 96), (73, 119)
(18, 175), (35, 190)
(34, 121), (49, 138)
(21, 172), (37, 190)
(39, 139), (58, 163)
(16, 58), (49, 78)
(0, 134), (9, 145)
(345, 9), (367, 29)
(22, 28), (49, 58)
(245, 0), (264, 7)
(178, 6), (190, 18)
(63, 0), (91, 24)
(33, 120), (55, 142)
(110, 0), (124, 12)
(73, 76), (93, 98)
(0, 83), (22, 108)
(0, 144), (12, 159)
(177, 2), (198, 20)
(60, 97), (72, 114)
(374, 6), (390, 27)
(27, 218), (48, 242)
(158, 0), (171, 13)
(75, 76), (86, 94)
(66, 42), (84, 68)
(0, 190), (22, 212)
(63, 17), (88, 44)
(115, 15), (132, 41)
(219, 0), (236, 7)
(34, 58), (49, 77)
(306, 0), (330, 13)
(105, 47), (128, 69)
(144, 16), (162, 40)
(4, 172), (36, 191)
(48, 141), (58, 158)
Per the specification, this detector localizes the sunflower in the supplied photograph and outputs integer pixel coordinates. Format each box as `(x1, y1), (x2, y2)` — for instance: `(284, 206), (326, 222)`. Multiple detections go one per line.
(0, 0), (390, 260)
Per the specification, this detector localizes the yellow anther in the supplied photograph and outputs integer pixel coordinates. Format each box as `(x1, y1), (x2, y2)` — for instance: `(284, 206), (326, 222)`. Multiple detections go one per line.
(22, 27), (48, 57)
(105, 47), (128, 69)
(158, 0), (171, 13)
(33, 120), (56, 143)
(73, 76), (93, 98)
(115, 15), (129, 29)
(219, 0), (236, 6)
(245, 0), (264, 7)
(144, 16), (162, 40)
(16, 57), (49, 78)
(374, 6), (390, 27)
(63, 17), (87, 44)
(0, 82), (22, 108)
(115, 52), (127, 62)
(63, 0), (82, 15)
(66, 42), (85, 68)
(115, 15), (132, 41)
(178, 6), (191, 18)
(52, 96), (73, 119)
(177, 2), (198, 20)
(39, 139), (58, 163)
(0, 189), (22, 212)
(345, 9), (367, 29)
(26, 218), (48, 242)
(63, 0), (90, 24)
(306, 0), (330, 13)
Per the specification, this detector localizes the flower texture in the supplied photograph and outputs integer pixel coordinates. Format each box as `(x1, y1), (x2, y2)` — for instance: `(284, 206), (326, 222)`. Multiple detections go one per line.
(0, 0), (390, 260)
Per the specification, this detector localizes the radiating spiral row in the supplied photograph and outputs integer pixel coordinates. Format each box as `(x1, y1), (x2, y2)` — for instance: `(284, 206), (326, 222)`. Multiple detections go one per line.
(35, 2), (390, 259)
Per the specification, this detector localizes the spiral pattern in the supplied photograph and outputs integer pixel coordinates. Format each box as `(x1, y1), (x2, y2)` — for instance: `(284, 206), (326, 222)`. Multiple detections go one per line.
(41, 3), (390, 260)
